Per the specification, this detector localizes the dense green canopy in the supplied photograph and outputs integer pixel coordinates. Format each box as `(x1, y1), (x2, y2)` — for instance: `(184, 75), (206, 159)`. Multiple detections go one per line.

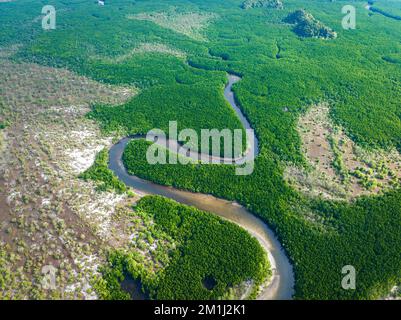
(2, 0), (400, 299)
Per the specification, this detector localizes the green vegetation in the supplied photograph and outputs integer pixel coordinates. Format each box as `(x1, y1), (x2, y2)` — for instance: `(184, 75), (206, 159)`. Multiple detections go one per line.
(93, 251), (132, 300)
(79, 149), (127, 194)
(241, 0), (283, 10)
(0, 243), (16, 299)
(328, 135), (350, 184)
(351, 159), (400, 191)
(123, 138), (401, 299)
(95, 195), (270, 300)
(87, 75), (246, 155)
(2, 0), (401, 300)
(88, 79), (243, 137)
(284, 9), (337, 39)
(0, 102), (8, 130)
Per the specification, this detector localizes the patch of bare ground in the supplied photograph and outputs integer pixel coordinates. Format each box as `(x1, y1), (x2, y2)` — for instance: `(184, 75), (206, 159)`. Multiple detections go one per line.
(0, 50), (142, 299)
(0, 44), (22, 59)
(383, 285), (401, 300)
(221, 279), (254, 300)
(285, 103), (401, 201)
(92, 43), (186, 63)
(127, 8), (217, 41)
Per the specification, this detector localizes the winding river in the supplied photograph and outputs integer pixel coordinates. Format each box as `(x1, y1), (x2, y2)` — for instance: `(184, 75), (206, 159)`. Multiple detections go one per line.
(108, 75), (294, 300)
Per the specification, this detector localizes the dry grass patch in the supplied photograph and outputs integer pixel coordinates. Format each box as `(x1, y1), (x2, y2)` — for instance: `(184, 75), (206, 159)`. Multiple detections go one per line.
(93, 42), (186, 63)
(0, 52), (139, 299)
(0, 59), (135, 111)
(0, 44), (22, 58)
(285, 103), (401, 200)
(128, 8), (217, 41)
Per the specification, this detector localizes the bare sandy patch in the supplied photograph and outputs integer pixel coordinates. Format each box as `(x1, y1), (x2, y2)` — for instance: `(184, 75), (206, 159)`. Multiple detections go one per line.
(0, 44), (22, 58)
(65, 130), (111, 174)
(0, 55), (138, 299)
(0, 59), (136, 112)
(128, 8), (217, 41)
(285, 165), (348, 200)
(383, 285), (401, 300)
(93, 42), (186, 64)
(286, 103), (401, 200)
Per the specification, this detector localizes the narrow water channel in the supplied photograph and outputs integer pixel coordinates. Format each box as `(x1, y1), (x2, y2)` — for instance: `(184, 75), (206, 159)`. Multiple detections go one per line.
(108, 75), (295, 299)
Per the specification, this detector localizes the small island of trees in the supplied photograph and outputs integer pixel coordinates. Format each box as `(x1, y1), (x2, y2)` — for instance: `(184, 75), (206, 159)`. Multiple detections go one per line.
(284, 9), (337, 39)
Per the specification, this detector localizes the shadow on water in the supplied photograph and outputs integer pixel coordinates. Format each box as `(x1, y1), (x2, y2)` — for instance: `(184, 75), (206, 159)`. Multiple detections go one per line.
(120, 274), (148, 300)
(202, 276), (218, 291)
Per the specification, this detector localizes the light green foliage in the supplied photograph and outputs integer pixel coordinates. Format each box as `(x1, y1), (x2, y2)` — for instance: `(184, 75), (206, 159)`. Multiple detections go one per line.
(88, 79), (244, 140)
(79, 149), (127, 194)
(328, 136), (350, 184)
